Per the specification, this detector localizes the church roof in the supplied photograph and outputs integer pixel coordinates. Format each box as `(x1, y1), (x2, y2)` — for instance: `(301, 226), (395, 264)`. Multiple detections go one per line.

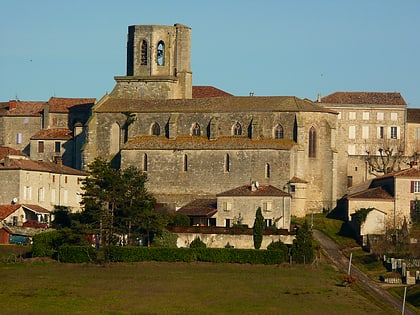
(217, 184), (290, 197)
(31, 128), (73, 140)
(123, 136), (296, 150)
(94, 95), (337, 114)
(320, 92), (406, 106)
(177, 199), (217, 217)
(192, 86), (233, 98)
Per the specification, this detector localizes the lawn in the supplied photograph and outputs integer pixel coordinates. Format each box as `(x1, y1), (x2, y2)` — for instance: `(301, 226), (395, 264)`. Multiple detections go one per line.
(0, 260), (393, 315)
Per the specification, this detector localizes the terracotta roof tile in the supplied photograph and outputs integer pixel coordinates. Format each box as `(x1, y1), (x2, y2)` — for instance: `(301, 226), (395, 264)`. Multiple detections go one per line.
(0, 158), (87, 176)
(348, 186), (394, 200)
(22, 204), (50, 214)
(407, 108), (420, 123)
(0, 100), (45, 116)
(321, 92), (406, 106)
(47, 97), (95, 113)
(123, 136), (296, 150)
(375, 167), (420, 179)
(217, 184), (290, 197)
(192, 86), (233, 98)
(289, 176), (308, 184)
(31, 128), (72, 140)
(177, 199), (217, 217)
(0, 204), (21, 219)
(0, 146), (27, 160)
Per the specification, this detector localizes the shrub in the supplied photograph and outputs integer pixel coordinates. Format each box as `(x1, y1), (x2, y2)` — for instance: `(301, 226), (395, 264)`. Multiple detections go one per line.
(58, 246), (97, 263)
(32, 230), (61, 258)
(189, 237), (206, 248)
(153, 229), (178, 248)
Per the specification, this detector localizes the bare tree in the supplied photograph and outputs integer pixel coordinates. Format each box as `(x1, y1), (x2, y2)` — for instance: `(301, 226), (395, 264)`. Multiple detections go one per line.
(365, 139), (408, 176)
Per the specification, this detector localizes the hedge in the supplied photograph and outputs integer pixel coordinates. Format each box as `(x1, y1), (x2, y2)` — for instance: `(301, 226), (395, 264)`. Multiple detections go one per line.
(104, 246), (286, 264)
(58, 246), (97, 263)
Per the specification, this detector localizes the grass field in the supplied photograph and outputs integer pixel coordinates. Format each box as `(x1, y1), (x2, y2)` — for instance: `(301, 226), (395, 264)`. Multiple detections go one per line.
(0, 260), (393, 315)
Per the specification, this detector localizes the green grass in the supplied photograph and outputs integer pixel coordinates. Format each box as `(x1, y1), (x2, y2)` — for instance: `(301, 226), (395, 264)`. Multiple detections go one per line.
(0, 260), (392, 315)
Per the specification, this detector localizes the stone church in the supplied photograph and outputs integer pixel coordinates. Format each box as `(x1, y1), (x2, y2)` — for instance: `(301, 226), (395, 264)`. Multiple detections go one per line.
(82, 23), (348, 216)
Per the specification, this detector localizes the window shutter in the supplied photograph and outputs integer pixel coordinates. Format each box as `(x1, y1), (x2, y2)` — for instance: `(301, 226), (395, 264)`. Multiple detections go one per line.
(411, 181), (415, 193)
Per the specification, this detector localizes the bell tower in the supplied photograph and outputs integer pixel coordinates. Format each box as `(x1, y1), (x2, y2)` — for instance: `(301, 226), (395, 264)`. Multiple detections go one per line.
(111, 23), (192, 100)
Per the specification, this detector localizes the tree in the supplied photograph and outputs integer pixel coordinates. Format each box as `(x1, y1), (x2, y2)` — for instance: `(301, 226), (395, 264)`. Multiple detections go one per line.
(292, 221), (313, 264)
(253, 207), (264, 249)
(365, 139), (406, 176)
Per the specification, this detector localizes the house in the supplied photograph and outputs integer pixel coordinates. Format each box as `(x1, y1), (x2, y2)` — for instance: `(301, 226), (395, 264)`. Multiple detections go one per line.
(0, 149), (87, 212)
(350, 208), (387, 246)
(178, 182), (292, 231)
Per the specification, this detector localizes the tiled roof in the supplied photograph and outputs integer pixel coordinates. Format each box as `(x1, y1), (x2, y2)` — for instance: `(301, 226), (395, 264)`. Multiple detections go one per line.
(31, 128), (72, 140)
(192, 86), (233, 98)
(47, 97), (95, 113)
(0, 204), (21, 219)
(95, 95), (337, 114)
(0, 158), (87, 176)
(22, 204), (50, 214)
(407, 108), (420, 123)
(0, 100), (45, 116)
(374, 167), (420, 180)
(320, 92), (406, 106)
(123, 136), (296, 150)
(217, 184), (290, 197)
(348, 186), (394, 200)
(289, 176), (308, 184)
(177, 199), (217, 217)
(0, 146), (27, 160)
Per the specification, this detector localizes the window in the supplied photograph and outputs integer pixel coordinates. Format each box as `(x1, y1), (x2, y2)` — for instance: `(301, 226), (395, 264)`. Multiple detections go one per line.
(52, 175), (55, 183)
(265, 163), (271, 178)
(51, 189), (56, 203)
(38, 187), (45, 202)
(16, 133), (22, 144)
(141, 40), (148, 65)
(183, 154), (188, 172)
(225, 154), (230, 172)
(411, 181), (420, 193)
(143, 153), (148, 172)
(263, 202), (272, 212)
(55, 141), (61, 153)
(290, 185), (296, 193)
(64, 176), (68, 184)
(274, 124), (284, 139)
(390, 126), (398, 139)
(233, 122), (242, 136)
(378, 126), (384, 139)
(157, 41), (165, 66)
(265, 219), (273, 228)
(225, 219), (231, 227)
(362, 112), (370, 120)
(362, 126), (369, 139)
(349, 112), (356, 120)
(347, 176), (353, 187)
(308, 127), (316, 157)
(63, 190), (68, 204)
(377, 112), (384, 121)
(349, 126), (356, 139)
(151, 123), (160, 136)
(23, 186), (32, 201)
(192, 123), (201, 136)
(391, 112), (398, 121)
(38, 141), (44, 153)
(223, 202), (232, 211)
(348, 144), (356, 155)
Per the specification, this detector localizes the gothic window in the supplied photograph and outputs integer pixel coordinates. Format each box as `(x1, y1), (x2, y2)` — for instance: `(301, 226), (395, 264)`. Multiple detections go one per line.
(265, 163), (271, 178)
(141, 40), (148, 65)
(274, 124), (284, 139)
(183, 154), (188, 172)
(157, 41), (165, 66)
(151, 123), (160, 136)
(143, 153), (148, 172)
(192, 123), (201, 136)
(225, 154), (230, 172)
(233, 122), (242, 136)
(308, 126), (317, 158)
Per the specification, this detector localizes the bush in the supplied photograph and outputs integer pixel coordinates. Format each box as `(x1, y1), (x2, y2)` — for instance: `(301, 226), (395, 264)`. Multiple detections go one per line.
(58, 246), (97, 263)
(153, 229), (178, 248)
(189, 237), (206, 248)
(32, 231), (61, 258)
(267, 240), (289, 254)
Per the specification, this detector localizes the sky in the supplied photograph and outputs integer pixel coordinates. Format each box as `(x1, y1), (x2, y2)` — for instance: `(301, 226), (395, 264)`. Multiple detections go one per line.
(1, 0), (419, 106)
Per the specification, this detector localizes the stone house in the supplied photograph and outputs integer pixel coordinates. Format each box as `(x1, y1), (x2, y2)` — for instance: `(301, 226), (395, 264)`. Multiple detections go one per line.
(83, 23), (347, 216)
(350, 208), (387, 246)
(319, 92), (408, 187)
(0, 203), (51, 227)
(345, 167), (420, 229)
(406, 108), (420, 159)
(0, 149), (87, 213)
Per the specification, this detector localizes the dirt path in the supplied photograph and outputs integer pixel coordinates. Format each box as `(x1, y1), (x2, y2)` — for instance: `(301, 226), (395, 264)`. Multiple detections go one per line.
(313, 230), (418, 315)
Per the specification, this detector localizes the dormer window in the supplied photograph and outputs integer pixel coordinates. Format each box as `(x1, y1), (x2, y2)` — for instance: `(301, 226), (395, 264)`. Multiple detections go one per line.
(233, 122), (242, 136)
(157, 41), (165, 66)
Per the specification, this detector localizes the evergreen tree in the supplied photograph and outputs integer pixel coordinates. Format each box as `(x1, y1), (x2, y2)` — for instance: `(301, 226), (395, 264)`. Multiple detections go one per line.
(292, 220), (313, 264)
(253, 207), (264, 249)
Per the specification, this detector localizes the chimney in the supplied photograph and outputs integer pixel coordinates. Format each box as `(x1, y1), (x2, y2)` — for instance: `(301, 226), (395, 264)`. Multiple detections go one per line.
(9, 100), (17, 110)
(317, 93), (322, 102)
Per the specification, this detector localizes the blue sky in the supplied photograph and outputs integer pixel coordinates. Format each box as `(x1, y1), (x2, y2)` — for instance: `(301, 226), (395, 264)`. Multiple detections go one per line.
(1, 0), (419, 106)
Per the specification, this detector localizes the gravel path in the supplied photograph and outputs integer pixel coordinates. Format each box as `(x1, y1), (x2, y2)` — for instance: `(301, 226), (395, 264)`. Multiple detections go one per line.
(313, 230), (418, 315)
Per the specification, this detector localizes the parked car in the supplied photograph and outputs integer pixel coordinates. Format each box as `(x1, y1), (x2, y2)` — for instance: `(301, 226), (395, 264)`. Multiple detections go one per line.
(23, 220), (48, 228)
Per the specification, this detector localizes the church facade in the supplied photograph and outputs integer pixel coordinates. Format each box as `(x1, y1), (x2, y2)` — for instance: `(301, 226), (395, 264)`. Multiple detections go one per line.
(82, 23), (348, 216)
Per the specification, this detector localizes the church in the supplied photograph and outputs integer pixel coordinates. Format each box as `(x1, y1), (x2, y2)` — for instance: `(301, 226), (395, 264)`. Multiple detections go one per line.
(82, 23), (349, 216)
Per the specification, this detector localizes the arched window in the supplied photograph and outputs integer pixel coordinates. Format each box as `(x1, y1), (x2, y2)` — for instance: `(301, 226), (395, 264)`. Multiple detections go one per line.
(183, 154), (188, 172)
(265, 163), (271, 178)
(110, 122), (120, 156)
(143, 153), (148, 172)
(225, 154), (230, 172)
(274, 124), (284, 139)
(141, 40), (148, 65)
(233, 122), (242, 136)
(309, 126), (317, 158)
(192, 123), (201, 136)
(157, 41), (165, 66)
(151, 123), (160, 136)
